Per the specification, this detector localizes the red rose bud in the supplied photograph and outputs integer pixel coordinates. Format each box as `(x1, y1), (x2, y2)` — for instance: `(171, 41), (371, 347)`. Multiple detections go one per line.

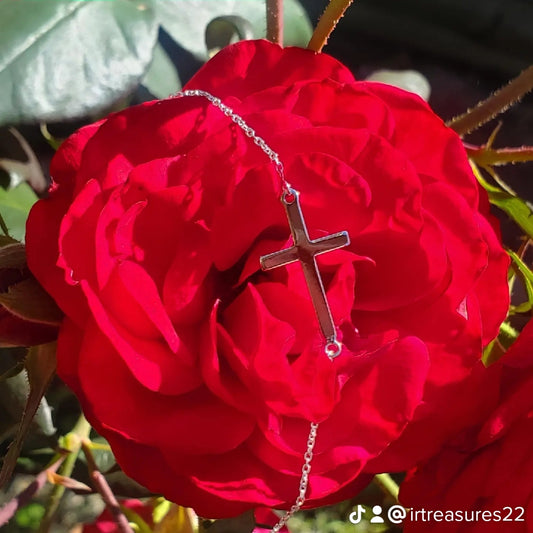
(26, 40), (510, 517)
(0, 243), (61, 346)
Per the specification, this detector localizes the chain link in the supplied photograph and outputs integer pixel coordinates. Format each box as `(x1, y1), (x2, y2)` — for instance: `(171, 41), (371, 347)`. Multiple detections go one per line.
(271, 422), (319, 532)
(174, 90), (291, 195)
(174, 89), (321, 531)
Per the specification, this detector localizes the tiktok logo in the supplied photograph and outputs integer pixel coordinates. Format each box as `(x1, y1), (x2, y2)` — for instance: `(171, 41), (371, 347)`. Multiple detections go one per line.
(349, 505), (386, 525)
(349, 505), (366, 524)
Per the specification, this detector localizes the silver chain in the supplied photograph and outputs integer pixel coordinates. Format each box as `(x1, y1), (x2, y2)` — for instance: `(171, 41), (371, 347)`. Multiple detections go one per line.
(174, 89), (319, 531)
(175, 90), (291, 195)
(271, 422), (319, 532)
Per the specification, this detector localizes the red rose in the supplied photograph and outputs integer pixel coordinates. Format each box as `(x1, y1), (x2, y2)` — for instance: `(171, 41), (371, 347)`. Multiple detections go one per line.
(26, 40), (509, 517)
(400, 321), (533, 532)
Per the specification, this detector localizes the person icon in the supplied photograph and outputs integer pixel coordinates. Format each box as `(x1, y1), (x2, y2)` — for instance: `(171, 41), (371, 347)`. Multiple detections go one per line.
(370, 505), (385, 524)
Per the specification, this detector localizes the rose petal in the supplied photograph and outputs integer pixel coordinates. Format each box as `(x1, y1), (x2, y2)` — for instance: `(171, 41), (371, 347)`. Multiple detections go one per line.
(58, 179), (102, 288)
(186, 40), (355, 100)
(252, 336), (429, 477)
(26, 195), (89, 326)
(363, 81), (480, 207)
(75, 318), (254, 454)
(163, 222), (213, 325)
(200, 301), (262, 415)
(100, 260), (180, 351)
(211, 166), (283, 270)
(352, 217), (449, 311)
(81, 280), (199, 394)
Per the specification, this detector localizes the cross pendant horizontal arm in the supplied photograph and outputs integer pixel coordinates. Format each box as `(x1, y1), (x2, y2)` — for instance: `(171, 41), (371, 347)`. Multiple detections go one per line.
(260, 188), (350, 354)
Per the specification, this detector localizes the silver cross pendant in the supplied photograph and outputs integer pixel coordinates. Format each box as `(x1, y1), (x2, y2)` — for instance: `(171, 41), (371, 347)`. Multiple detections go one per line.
(260, 188), (350, 358)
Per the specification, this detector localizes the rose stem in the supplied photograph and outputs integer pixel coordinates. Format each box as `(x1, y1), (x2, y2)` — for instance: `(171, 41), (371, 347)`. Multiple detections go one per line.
(266, 0), (283, 45)
(307, 0), (355, 53)
(447, 65), (533, 137)
(39, 415), (92, 533)
(373, 473), (400, 504)
(82, 440), (134, 533)
(465, 144), (533, 165)
(0, 455), (65, 527)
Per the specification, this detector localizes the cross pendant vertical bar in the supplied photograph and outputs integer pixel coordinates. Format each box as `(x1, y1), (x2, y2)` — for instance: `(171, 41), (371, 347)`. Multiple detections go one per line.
(260, 188), (350, 357)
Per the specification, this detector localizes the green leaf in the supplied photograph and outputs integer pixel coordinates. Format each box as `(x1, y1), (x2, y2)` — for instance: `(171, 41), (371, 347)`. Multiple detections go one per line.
(0, 361), (24, 382)
(156, 0), (312, 61)
(0, 242), (26, 269)
(0, 0), (158, 125)
(483, 321), (519, 366)
(0, 277), (64, 326)
(0, 343), (56, 489)
(205, 15), (255, 57)
(472, 162), (533, 239)
(0, 128), (48, 193)
(23, 345), (57, 440)
(0, 183), (38, 242)
(142, 42), (182, 99)
(508, 249), (533, 312)
(0, 235), (19, 247)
